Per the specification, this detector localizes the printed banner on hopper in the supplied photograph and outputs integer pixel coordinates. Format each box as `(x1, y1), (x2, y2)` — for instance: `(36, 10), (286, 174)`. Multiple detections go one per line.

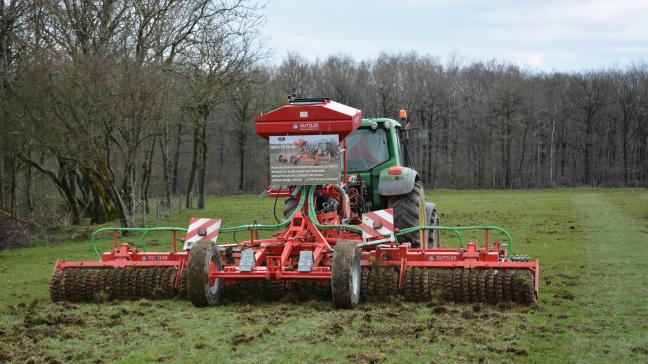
(269, 135), (340, 185)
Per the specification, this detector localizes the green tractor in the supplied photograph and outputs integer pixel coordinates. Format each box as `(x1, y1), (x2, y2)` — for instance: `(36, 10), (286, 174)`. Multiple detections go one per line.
(284, 112), (438, 247)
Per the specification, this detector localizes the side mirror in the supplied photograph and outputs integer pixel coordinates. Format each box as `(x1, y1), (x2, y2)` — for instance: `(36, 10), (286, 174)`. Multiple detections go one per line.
(417, 127), (430, 146)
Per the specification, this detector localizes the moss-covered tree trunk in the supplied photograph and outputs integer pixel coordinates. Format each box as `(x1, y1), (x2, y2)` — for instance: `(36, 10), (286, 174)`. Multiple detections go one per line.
(19, 155), (81, 224)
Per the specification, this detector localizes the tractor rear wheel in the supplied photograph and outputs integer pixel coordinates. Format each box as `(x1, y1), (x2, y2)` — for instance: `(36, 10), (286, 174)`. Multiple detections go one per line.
(388, 180), (425, 248)
(331, 241), (361, 308)
(187, 240), (223, 307)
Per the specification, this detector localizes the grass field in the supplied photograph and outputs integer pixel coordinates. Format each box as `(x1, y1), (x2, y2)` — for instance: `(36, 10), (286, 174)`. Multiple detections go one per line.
(1, 189), (647, 363)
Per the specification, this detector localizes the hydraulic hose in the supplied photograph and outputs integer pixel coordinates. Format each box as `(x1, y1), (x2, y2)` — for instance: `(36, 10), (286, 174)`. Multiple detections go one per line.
(220, 186), (305, 233)
(91, 227), (187, 259)
(90, 186), (511, 258)
(307, 182), (514, 258)
(306, 185), (363, 234)
(90, 195), (307, 258)
(220, 185), (362, 236)
(395, 225), (513, 258)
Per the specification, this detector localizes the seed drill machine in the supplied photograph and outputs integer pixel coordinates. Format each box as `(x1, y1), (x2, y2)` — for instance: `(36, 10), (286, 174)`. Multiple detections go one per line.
(50, 98), (539, 307)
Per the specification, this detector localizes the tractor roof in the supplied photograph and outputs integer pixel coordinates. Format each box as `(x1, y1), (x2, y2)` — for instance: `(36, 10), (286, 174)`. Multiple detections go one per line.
(361, 118), (403, 128)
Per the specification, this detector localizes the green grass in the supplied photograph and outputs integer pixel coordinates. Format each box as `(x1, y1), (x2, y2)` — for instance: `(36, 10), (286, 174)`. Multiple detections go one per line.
(1, 189), (647, 363)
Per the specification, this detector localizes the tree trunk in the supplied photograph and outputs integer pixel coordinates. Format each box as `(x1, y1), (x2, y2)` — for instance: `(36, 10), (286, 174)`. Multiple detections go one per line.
(9, 157), (16, 218)
(141, 135), (156, 214)
(0, 156), (5, 210)
(0, 0), (8, 97)
(110, 182), (134, 228)
(426, 129), (432, 185)
(447, 96), (456, 186)
(536, 126), (541, 187)
(86, 169), (113, 223)
(517, 125), (530, 187)
(160, 123), (172, 207)
(172, 123), (182, 195)
(20, 155), (81, 224)
(24, 158), (33, 212)
(584, 115), (593, 185)
(219, 138), (224, 173)
(121, 160), (136, 228)
(185, 121), (200, 208)
(549, 119), (556, 187)
(197, 118), (208, 209)
(505, 112), (513, 188)
(238, 129), (246, 191)
(498, 116), (505, 188)
(432, 132), (438, 186)
(623, 113), (630, 184)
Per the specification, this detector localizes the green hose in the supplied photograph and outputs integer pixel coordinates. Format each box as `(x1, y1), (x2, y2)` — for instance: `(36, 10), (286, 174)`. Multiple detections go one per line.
(304, 185), (511, 257)
(219, 189), (306, 233)
(395, 225), (513, 258)
(90, 186), (512, 259)
(90, 192), (307, 259)
(91, 227), (187, 259)
(305, 184), (513, 257)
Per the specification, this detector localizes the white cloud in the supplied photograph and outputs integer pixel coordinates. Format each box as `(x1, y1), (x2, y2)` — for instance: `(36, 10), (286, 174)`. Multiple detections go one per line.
(512, 52), (547, 70)
(264, 0), (648, 71)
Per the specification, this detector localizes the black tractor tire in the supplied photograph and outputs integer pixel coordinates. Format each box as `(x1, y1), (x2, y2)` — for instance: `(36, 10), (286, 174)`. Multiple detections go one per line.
(427, 207), (439, 246)
(331, 241), (361, 308)
(283, 197), (299, 219)
(187, 240), (223, 307)
(388, 180), (426, 248)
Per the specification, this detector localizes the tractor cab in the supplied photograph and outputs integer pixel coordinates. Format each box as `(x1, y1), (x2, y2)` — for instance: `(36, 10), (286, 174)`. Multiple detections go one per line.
(345, 117), (422, 210)
(343, 114), (437, 246)
(346, 119), (403, 172)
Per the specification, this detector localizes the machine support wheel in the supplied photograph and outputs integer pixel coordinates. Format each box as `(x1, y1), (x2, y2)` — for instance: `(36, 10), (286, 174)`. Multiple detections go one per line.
(387, 181), (425, 247)
(283, 197), (298, 219)
(331, 241), (361, 308)
(187, 240), (223, 307)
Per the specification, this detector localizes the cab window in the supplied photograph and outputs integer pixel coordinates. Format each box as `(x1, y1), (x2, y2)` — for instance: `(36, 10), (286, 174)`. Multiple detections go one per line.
(346, 129), (389, 172)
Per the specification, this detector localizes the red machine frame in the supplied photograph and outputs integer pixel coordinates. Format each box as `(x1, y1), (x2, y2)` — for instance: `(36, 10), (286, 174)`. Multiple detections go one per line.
(50, 98), (539, 305)
(203, 186), (539, 298)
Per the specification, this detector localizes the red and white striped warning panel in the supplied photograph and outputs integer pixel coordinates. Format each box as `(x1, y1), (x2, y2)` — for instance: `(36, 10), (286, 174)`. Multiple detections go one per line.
(183, 218), (221, 250)
(360, 209), (395, 241)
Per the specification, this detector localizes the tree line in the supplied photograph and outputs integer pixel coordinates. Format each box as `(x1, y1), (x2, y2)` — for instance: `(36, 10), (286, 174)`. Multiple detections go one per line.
(1, 0), (264, 233)
(1, 0), (647, 236)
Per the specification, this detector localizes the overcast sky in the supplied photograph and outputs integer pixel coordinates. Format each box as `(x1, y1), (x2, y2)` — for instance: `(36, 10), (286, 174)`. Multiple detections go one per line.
(263, 0), (648, 72)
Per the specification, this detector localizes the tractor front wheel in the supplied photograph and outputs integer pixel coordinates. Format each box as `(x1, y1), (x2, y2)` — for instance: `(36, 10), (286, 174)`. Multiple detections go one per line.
(187, 240), (223, 307)
(331, 241), (361, 308)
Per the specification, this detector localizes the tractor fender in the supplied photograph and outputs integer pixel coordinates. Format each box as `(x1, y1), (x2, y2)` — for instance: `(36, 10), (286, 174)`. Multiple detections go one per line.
(377, 167), (418, 196)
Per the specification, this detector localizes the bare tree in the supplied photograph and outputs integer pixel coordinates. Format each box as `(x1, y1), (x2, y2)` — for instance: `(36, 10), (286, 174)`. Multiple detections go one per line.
(569, 73), (609, 186)
(180, 3), (264, 208)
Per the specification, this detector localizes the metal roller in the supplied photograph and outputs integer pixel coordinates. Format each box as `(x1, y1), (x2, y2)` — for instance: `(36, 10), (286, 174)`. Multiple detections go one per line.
(49, 267), (180, 302)
(360, 266), (399, 301)
(400, 268), (536, 305)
